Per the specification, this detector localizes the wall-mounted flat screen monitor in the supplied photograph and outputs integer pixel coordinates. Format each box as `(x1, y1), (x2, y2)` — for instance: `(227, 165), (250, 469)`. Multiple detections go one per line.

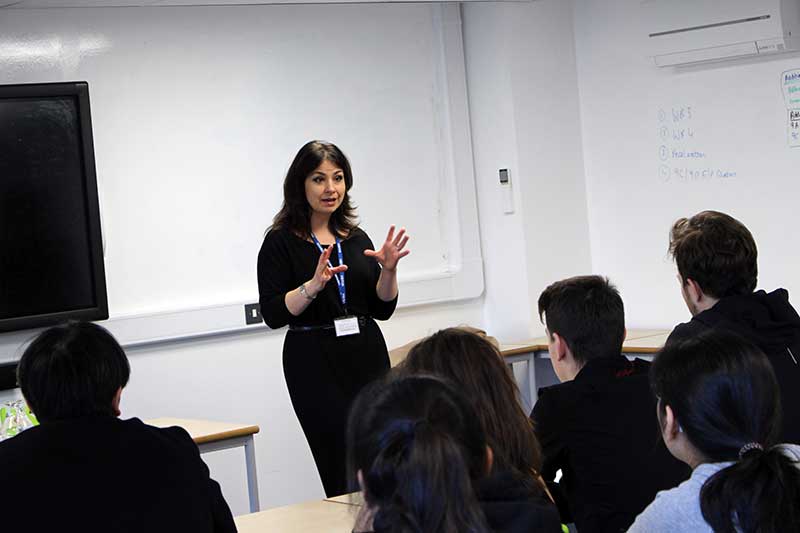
(0, 81), (108, 333)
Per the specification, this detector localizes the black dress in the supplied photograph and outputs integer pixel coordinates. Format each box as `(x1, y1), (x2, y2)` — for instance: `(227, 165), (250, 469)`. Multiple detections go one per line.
(257, 226), (396, 496)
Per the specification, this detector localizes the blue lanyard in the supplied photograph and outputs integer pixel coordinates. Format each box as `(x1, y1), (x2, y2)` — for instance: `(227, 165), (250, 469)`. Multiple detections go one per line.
(310, 233), (346, 310)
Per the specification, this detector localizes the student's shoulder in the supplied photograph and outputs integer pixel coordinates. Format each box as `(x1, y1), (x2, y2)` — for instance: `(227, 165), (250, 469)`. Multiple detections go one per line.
(0, 423), (83, 481)
(628, 480), (707, 533)
(666, 318), (708, 346)
(122, 418), (198, 453)
(0, 424), (47, 459)
(534, 381), (583, 416)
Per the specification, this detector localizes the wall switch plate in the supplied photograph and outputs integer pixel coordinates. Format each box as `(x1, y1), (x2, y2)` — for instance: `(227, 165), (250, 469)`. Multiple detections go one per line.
(244, 303), (263, 325)
(499, 168), (514, 214)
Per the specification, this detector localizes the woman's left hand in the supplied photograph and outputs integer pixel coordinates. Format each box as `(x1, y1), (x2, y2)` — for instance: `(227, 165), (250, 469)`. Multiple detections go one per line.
(364, 225), (410, 272)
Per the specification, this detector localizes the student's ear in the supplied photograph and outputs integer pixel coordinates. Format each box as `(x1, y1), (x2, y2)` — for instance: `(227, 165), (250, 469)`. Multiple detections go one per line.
(357, 469), (365, 492)
(684, 278), (704, 303)
(111, 387), (123, 417)
(485, 445), (494, 476)
(551, 332), (568, 362)
(661, 404), (681, 443)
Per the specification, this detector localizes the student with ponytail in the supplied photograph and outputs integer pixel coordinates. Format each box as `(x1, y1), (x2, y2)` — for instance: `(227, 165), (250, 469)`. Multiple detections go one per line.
(628, 329), (800, 533)
(347, 374), (562, 533)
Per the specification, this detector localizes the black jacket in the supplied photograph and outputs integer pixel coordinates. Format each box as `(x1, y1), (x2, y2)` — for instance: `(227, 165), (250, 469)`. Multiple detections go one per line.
(474, 470), (563, 533)
(531, 356), (689, 533)
(360, 469), (562, 533)
(0, 416), (236, 533)
(667, 288), (800, 444)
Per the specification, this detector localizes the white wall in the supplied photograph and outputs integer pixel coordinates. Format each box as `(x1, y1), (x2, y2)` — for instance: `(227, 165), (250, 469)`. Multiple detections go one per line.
(573, 0), (800, 328)
(463, 0), (591, 342)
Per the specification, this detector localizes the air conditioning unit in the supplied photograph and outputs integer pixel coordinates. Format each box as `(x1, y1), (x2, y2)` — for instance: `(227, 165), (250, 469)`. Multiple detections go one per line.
(643, 0), (800, 67)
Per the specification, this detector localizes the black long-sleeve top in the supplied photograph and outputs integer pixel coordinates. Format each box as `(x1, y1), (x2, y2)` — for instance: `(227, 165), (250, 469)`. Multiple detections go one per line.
(257, 227), (397, 328)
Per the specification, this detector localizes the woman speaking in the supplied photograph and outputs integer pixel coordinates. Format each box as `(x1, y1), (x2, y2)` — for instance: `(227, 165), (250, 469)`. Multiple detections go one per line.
(257, 140), (409, 497)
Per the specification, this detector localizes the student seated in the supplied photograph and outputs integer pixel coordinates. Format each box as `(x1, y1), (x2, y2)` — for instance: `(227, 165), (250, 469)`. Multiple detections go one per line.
(628, 329), (800, 532)
(666, 210), (800, 443)
(348, 374), (562, 533)
(531, 276), (688, 533)
(399, 328), (552, 508)
(0, 322), (236, 533)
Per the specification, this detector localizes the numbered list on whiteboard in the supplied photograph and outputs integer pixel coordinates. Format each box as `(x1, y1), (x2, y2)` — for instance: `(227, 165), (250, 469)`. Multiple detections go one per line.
(657, 106), (737, 184)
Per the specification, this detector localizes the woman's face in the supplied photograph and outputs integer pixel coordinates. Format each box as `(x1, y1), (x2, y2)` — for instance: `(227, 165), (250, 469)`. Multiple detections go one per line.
(305, 159), (346, 216)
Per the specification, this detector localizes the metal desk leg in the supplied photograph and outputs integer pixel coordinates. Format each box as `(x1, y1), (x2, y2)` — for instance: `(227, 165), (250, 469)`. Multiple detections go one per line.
(244, 435), (260, 513)
(198, 435), (261, 513)
(528, 352), (537, 407)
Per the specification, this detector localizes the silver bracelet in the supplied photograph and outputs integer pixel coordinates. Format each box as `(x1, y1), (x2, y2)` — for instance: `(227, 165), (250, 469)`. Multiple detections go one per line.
(299, 283), (316, 300)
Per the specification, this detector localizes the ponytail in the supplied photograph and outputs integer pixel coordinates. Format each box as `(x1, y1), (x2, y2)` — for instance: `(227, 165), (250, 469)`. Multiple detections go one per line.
(348, 375), (492, 533)
(368, 420), (488, 533)
(652, 330), (800, 533)
(700, 446), (800, 533)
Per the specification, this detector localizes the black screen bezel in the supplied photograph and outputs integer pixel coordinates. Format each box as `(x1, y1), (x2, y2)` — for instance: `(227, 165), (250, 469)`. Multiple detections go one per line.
(0, 81), (108, 333)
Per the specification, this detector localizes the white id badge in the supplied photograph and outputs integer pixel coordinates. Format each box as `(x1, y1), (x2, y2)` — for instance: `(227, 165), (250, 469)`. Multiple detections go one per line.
(334, 316), (360, 337)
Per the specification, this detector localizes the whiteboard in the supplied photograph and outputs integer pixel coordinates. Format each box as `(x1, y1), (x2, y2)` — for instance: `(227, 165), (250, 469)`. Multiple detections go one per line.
(574, 0), (800, 327)
(0, 3), (482, 346)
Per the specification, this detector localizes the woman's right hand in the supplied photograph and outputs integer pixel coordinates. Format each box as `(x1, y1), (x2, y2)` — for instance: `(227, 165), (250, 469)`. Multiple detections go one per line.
(308, 245), (348, 296)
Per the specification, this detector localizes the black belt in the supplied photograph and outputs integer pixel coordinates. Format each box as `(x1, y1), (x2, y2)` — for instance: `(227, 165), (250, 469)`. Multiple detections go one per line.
(288, 316), (369, 332)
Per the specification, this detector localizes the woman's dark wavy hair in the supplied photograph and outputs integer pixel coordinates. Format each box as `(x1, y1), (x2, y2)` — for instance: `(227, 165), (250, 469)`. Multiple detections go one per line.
(398, 328), (544, 492)
(271, 140), (358, 239)
(17, 321), (130, 422)
(652, 329), (800, 533)
(347, 374), (491, 533)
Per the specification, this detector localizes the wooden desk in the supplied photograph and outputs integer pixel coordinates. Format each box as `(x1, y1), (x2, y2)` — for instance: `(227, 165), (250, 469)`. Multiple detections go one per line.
(146, 417), (261, 513)
(235, 499), (355, 533)
(500, 329), (670, 404)
(325, 492), (364, 507)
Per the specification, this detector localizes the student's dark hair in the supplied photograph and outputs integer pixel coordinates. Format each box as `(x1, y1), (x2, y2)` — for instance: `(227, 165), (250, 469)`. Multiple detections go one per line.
(17, 321), (130, 423)
(537, 275), (625, 364)
(271, 140), (358, 239)
(668, 210), (757, 299)
(400, 328), (544, 491)
(347, 374), (491, 533)
(651, 329), (800, 533)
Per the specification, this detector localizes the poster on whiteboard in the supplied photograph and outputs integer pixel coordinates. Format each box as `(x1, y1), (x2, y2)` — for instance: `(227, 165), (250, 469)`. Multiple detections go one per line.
(781, 69), (800, 148)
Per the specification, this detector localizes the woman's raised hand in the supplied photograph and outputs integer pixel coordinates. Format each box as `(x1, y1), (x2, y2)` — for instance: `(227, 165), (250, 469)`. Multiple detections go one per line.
(309, 245), (348, 295)
(364, 225), (410, 272)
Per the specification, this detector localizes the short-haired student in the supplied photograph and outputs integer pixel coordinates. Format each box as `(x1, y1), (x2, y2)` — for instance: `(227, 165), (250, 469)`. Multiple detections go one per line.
(531, 275), (687, 533)
(666, 210), (800, 443)
(0, 322), (236, 533)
